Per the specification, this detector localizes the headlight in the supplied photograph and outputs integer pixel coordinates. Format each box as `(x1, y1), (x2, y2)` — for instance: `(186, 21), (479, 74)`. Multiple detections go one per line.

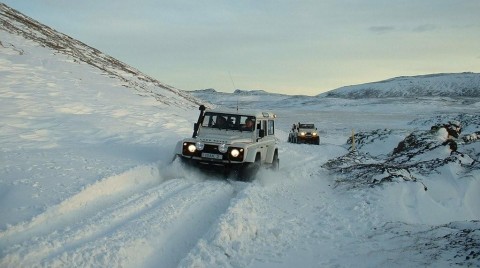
(218, 143), (228, 153)
(230, 149), (240, 157)
(187, 144), (196, 153)
(195, 141), (204, 151)
(229, 148), (244, 160)
(300, 132), (306, 136)
(312, 132), (317, 136)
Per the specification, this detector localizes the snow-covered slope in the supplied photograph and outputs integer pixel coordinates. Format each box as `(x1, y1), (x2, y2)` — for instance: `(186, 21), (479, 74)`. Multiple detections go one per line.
(1, 3), (201, 233)
(322, 72), (480, 99)
(0, 3), (202, 108)
(190, 73), (480, 112)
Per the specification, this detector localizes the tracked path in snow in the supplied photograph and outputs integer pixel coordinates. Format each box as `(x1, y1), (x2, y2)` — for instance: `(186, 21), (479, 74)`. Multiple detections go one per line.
(177, 142), (369, 267)
(0, 163), (247, 267)
(1, 141), (383, 268)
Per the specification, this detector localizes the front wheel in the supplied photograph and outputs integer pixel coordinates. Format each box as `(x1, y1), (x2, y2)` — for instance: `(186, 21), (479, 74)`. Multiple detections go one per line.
(237, 154), (261, 181)
(271, 150), (279, 170)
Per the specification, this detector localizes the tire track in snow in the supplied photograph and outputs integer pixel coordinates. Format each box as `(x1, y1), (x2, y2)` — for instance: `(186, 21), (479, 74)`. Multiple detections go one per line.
(0, 178), (191, 265)
(46, 179), (237, 268)
(0, 164), (162, 248)
(0, 177), (240, 267)
(177, 142), (360, 267)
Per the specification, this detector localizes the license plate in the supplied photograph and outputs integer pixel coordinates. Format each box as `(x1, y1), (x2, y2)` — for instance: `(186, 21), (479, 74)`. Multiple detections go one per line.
(201, 153), (223, 160)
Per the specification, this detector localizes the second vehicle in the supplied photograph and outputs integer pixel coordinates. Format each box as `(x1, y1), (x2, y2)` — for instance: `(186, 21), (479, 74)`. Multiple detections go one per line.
(288, 123), (320, 145)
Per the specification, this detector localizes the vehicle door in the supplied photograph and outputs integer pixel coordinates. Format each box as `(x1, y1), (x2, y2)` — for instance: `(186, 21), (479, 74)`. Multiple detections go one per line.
(256, 119), (269, 162)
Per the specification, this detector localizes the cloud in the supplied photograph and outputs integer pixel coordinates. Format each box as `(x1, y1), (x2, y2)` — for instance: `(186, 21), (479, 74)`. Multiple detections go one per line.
(412, 24), (437, 32)
(369, 26), (396, 34)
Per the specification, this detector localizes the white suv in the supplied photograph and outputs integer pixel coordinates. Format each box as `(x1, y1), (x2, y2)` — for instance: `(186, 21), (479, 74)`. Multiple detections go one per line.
(288, 123), (320, 145)
(175, 105), (279, 180)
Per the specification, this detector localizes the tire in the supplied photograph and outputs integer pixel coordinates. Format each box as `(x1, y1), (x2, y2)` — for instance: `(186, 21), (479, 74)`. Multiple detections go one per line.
(271, 150), (279, 170)
(238, 154), (261, 181)
(178, 156), (191, 166)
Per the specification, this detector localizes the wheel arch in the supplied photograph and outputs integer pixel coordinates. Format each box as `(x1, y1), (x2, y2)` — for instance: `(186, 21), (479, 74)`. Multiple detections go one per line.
(265, 146), (278, 164)
(244, 147), (260, 163)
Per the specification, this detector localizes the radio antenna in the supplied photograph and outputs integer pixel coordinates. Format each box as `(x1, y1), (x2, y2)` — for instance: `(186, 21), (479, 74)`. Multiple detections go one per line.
(228, 72), (238, 112)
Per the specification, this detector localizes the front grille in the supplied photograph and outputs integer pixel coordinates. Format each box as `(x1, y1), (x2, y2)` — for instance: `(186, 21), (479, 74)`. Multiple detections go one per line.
(182, 143), (244, 162)
(203, 144), (220, 154)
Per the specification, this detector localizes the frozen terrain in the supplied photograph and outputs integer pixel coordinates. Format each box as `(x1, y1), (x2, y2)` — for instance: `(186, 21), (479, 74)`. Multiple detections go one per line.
(1, 3), (480, 268)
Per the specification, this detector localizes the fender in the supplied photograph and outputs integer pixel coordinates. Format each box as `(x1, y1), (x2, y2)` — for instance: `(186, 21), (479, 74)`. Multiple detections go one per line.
(174, 140), (183, 155)
(265, 146), (277, 164)
(244, 147), (260, 163)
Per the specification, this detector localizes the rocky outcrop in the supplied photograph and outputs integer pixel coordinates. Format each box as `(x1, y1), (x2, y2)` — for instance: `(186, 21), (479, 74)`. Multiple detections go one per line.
(323, 114), (480, 189)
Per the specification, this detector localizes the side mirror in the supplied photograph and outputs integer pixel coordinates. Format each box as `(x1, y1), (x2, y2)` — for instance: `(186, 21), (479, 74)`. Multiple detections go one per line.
(259, 129), (265, 138)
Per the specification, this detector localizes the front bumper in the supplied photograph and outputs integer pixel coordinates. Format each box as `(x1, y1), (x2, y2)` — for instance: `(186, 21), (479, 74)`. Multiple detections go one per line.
(177, 155), (247, 176)
(180, 142), (245, 165)
(297, 135), (319, 143)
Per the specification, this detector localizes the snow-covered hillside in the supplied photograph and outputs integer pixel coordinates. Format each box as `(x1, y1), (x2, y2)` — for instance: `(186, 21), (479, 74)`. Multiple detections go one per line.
(190, 72), (480, 111)
(1, 3), (479, 268)
(1, 2), (200, 232)
(0, 3), (202, 108)
(321, 72), (480, 99)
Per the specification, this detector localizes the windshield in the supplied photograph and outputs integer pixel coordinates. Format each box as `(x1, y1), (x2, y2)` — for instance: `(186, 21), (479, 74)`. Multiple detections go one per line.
(202, 112), (256, 132)
(299, 124), (315, 129)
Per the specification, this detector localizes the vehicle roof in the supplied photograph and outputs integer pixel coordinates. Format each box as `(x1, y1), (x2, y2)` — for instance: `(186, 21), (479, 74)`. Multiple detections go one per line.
(206, 108), (276, 119)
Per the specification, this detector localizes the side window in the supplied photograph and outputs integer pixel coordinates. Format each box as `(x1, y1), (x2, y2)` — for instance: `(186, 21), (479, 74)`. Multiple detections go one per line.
(262, 120), (267, 135)
(268, 120), (274, 135)
(256, 120), (265, 136)
(241, 116), (255, 131)
(257, 120), (262, 131)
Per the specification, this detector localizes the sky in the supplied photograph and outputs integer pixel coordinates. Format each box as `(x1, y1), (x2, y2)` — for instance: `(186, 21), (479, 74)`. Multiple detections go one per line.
(2, 0), (480, 95)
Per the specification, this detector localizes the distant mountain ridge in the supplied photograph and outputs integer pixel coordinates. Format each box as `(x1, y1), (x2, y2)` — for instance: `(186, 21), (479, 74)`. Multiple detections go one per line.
(193, 72), (480, 102)
(189, 88), (295, 110)
(322, 72), (480, 98)
(0, 3), (202, 108)
(194, 88), (285, 96)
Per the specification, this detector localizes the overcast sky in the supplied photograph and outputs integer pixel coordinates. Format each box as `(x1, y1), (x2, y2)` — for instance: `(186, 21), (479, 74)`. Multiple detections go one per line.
(3, 1), (480, 95)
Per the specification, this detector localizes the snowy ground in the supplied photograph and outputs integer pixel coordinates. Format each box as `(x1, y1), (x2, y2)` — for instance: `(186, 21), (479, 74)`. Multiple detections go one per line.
(1, 29), (480, 267)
